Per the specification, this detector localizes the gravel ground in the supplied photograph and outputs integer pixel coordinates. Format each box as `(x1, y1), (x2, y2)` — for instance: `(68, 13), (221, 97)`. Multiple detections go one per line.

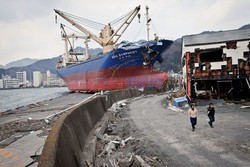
(95, 98), (177, 166)
(128, 94), (250, 167)
(95, 93), (250, 167)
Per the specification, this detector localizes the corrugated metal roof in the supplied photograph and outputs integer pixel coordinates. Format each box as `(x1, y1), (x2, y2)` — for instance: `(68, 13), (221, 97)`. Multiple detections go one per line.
(183, 28), (250, 46)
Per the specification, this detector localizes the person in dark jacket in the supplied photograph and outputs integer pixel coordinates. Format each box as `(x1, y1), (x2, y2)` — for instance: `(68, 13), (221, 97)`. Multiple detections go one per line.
(207, 103), (215, 128)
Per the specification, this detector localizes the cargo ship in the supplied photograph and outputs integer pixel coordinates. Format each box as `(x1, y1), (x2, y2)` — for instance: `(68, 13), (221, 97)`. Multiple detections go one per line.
(55, 6), (173, 92)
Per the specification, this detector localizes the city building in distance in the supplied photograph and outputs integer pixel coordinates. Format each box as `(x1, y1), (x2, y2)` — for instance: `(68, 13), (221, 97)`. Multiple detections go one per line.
(0, 74), (19, 89)
(33, 71), (42, 87)
(16, 71), (27, 87)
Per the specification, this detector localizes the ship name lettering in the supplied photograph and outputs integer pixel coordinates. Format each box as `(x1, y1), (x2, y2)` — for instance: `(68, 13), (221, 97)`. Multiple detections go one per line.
(112, 50), (137, 59)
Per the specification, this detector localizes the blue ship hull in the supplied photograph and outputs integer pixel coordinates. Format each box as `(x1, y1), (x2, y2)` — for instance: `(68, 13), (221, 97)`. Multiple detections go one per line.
(57, 39), (173, 91)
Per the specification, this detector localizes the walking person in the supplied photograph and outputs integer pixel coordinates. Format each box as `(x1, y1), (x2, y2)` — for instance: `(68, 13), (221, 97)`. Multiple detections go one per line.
(188, 104), (198, 131)
(207, 103), (215, 128)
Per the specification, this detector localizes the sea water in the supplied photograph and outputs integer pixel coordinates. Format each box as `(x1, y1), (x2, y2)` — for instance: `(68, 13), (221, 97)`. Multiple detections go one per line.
(0, 87), (69, 111)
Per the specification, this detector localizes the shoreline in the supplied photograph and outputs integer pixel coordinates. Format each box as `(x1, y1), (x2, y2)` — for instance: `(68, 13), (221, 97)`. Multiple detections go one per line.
(0, 92), (92, 145)
(1, 94), (66, 115)
(0, 86), (67, 91)
(0, 92), (91, 166)
(0, 87), (69, 112)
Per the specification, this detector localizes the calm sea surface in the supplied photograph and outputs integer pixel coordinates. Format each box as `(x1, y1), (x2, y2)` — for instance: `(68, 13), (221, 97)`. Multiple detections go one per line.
(0, 87), (69, 112)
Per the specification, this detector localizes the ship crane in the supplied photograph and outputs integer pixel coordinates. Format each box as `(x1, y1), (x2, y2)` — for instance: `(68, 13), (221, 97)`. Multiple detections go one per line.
(60, 24), (90, 66)
(54, 6), (173, 92)
(54, 6), (140, 54)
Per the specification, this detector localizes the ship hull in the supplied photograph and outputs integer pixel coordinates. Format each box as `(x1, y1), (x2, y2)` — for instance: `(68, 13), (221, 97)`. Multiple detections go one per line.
(57, 40), (172, 92)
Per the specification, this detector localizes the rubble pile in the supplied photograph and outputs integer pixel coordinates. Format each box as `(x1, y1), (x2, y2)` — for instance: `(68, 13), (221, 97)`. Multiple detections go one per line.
(0, 117), (57, 148)
(172, 89), (186, 98)
(166, 89), (186, 102)
(95, 99), (164, 167)
(164, 89), (189, 112)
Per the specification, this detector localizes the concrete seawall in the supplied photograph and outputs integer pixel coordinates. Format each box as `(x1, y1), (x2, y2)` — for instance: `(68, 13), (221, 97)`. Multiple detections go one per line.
(38, 89), (143, 167)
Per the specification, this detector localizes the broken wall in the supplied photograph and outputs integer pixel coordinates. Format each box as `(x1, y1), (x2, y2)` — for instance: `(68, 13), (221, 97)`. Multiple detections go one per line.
(182, 40), (250, 100)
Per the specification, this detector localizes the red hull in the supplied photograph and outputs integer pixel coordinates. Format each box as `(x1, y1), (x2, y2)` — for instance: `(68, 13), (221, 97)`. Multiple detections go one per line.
(62, 66), (168, 91)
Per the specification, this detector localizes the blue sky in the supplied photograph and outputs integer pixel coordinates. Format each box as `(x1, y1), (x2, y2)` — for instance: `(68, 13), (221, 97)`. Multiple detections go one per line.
(0, 0), (250, 65)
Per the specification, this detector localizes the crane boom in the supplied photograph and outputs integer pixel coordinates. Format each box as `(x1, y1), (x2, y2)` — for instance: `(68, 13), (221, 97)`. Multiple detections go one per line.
(107, 6), (140, 44)
(54, 9), (103, 45)
(60, 24), (73, 50)
(55, 6), (140, 53)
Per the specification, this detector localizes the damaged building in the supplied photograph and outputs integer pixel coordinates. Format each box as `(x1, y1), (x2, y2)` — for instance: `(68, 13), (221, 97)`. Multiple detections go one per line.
(182, 28), (250, 100)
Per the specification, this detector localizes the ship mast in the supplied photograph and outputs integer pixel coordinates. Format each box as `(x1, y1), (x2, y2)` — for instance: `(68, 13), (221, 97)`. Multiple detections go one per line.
(60, 24), (89, 66)
(55, 6), (140, 53)
(146, 6), (150, 41)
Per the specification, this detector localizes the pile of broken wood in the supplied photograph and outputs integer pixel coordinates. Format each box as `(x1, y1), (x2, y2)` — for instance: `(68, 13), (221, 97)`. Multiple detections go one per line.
(95, 132), (158, 167)
(94, 100), (158, 167)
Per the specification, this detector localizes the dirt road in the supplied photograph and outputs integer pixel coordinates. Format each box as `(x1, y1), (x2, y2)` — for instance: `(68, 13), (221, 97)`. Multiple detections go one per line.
(129, 94), (250, 167)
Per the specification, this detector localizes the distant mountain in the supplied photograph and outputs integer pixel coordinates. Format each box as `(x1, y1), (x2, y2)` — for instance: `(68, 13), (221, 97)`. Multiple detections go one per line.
(159, 23), (250, 73)
(0, 64), (5, 69)
(74, 47), (102, 55)
(239, 23), (250, 30)
(0, 48), (102, 81)
(159, 40), (182, 73)
(199, 30), (223, 35)
(5, 58), (39, 69)
(175, 38), (182, 44)
(0, 57), (60, 81)
(198, 23), (250, 35)
(0, 68), (6, 76)
(1, 22), (249, 79)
